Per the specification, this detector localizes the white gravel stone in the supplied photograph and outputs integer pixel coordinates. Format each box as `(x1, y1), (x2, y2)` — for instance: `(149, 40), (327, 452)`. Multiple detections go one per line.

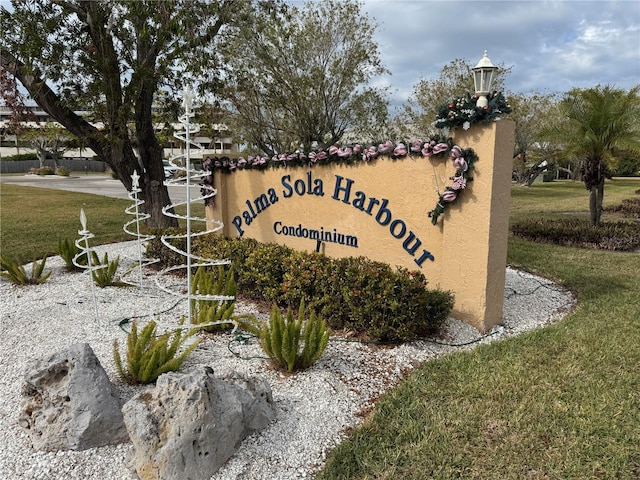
(0, 241), (575, 480)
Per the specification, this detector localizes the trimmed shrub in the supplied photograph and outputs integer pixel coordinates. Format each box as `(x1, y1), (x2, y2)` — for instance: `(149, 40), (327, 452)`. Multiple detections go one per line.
(152, 231), (455, 342)
(603, 197), (640, 219)
(145, 228), (188, 268)
(243, 241), (293, 302)
(3, 153), (39, 161)
(280, 250), (335, 310)
(319, 256), (452, 341)
(195, 234), (452, 342)
(511, 218), (640, 251)
(56, 166), (71, 176)
(191, 234), (258, 288)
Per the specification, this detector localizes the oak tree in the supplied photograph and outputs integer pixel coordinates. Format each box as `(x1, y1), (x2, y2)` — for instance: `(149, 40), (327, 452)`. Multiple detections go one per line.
(23, 123), (72, 171)
(1, 0), (263, 227)
(223, 0), (389, 155)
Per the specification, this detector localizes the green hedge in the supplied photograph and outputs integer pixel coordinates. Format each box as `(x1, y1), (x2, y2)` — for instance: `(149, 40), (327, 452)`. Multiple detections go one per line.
(1, 153), (40, 161)
(510, 218), (640, 251)
(603, 197), (640, 219)
(148, 233), (454, 342)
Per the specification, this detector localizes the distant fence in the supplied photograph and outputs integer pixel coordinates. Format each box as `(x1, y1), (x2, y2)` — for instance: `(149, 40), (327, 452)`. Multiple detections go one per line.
(0, 158), (108, 174)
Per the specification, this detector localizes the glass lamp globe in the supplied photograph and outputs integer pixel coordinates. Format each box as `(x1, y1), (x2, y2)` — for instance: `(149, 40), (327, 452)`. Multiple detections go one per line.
(472, 51), (498, 108)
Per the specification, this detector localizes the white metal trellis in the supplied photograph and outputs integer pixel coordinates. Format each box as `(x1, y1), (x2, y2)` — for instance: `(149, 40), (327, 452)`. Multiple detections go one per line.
(155, 85), (234, 327)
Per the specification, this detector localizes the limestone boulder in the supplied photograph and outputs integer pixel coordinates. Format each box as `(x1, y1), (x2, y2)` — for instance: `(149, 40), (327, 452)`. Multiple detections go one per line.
(122, 367), (274, 480)
(19, 343), (129, 451)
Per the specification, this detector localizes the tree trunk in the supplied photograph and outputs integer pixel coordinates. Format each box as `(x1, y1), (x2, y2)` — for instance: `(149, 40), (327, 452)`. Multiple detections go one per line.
(589, 186), (598, 226)
(133, 48), (178, 229)
(108, 138), (177, 229)
(589, 177), (605, 226)
(595, 177), (605, 226)
(584, 157), (606, 227)
(37, 150), (46, 169)
(3, 49), (177, 229)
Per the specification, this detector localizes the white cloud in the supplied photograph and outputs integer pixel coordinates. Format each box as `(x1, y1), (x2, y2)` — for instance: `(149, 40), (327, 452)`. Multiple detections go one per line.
(361, 0), (640, 107)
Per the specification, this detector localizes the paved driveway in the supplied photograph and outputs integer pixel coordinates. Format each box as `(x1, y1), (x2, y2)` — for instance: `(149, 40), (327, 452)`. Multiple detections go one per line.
(0, 174), (190, 203)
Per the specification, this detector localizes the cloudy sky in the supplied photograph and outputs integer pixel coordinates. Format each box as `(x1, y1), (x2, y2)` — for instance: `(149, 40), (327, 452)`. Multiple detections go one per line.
(360, 0), (640, 110)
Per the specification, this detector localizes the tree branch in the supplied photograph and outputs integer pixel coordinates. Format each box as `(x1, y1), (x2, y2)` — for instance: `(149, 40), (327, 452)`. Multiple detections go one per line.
(0, 50), (103, 154)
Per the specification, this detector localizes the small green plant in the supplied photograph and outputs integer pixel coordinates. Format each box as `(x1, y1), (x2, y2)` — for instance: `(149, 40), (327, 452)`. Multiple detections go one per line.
(113, 317), (201, 384)
(259, 300), (330, 372)
(90, 251), (124, 287)
(37, 166), (54, 176)
(190, 265), (237, 332)
(0, 255), (51, 285)
(57, 238), (86, 272)
(56, 166), (70, 176)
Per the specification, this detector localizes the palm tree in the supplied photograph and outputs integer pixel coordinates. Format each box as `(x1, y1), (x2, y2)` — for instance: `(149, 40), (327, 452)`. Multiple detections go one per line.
(546, 85), (640, 226)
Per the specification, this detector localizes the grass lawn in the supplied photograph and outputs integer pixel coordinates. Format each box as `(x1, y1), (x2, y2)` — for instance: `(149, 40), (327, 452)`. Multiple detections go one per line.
(509, 177), (640, 222)
(318, 178), (640, 480)
(0, 183), (204, 263)
(1, 178), (639, 478)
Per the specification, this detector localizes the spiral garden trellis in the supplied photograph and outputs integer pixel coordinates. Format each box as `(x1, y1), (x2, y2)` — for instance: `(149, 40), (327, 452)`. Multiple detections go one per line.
(72, 208), (105, 320)
(154, 86), (234, 327)
(122, 169), (158, 289)
(71, 86), (233, 330)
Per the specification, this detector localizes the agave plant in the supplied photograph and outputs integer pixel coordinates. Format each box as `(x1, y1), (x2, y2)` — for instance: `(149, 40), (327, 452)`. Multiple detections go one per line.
(0, 254), (51, 285)
(90, 251), (124, 287)
(190, 265), (237, 332)
(57, 238), (86, 272)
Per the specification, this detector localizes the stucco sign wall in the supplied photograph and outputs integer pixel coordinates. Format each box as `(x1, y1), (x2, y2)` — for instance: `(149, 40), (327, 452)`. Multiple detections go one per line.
(206, 121), (516, 332)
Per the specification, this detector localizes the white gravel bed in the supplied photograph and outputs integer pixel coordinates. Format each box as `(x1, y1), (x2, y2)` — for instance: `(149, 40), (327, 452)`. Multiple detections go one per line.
(0, 241), (575, 480)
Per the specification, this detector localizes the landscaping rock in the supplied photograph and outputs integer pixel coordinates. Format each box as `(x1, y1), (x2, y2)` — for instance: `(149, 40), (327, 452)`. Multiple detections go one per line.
(19, 343), (129, 451)
(122, 367), (274, 480)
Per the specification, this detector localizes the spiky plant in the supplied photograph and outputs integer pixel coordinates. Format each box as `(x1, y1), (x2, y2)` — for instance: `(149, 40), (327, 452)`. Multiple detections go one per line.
(57, 238), (85, 272)
(113, 317), (200, 384)
(90, 251), (124, 287)
(259, 300), (330, 372)
(190, 265), (238, 332)
(0, 255), (51, 285)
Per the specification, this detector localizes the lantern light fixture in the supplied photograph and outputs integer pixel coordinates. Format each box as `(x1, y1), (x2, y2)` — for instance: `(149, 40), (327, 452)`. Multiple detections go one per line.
(472, 50), (498, 108)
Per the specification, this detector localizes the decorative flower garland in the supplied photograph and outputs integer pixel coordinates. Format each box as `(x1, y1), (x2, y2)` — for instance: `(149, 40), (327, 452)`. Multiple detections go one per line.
(435, 91), (511, 130)
(427, 145), (478, 225)
(201, 138), (477, 225)
(201, 91), (508, 225)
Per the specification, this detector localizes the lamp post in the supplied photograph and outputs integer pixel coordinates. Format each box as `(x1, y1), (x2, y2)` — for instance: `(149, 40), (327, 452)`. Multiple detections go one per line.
(472, 50), (498, 108)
